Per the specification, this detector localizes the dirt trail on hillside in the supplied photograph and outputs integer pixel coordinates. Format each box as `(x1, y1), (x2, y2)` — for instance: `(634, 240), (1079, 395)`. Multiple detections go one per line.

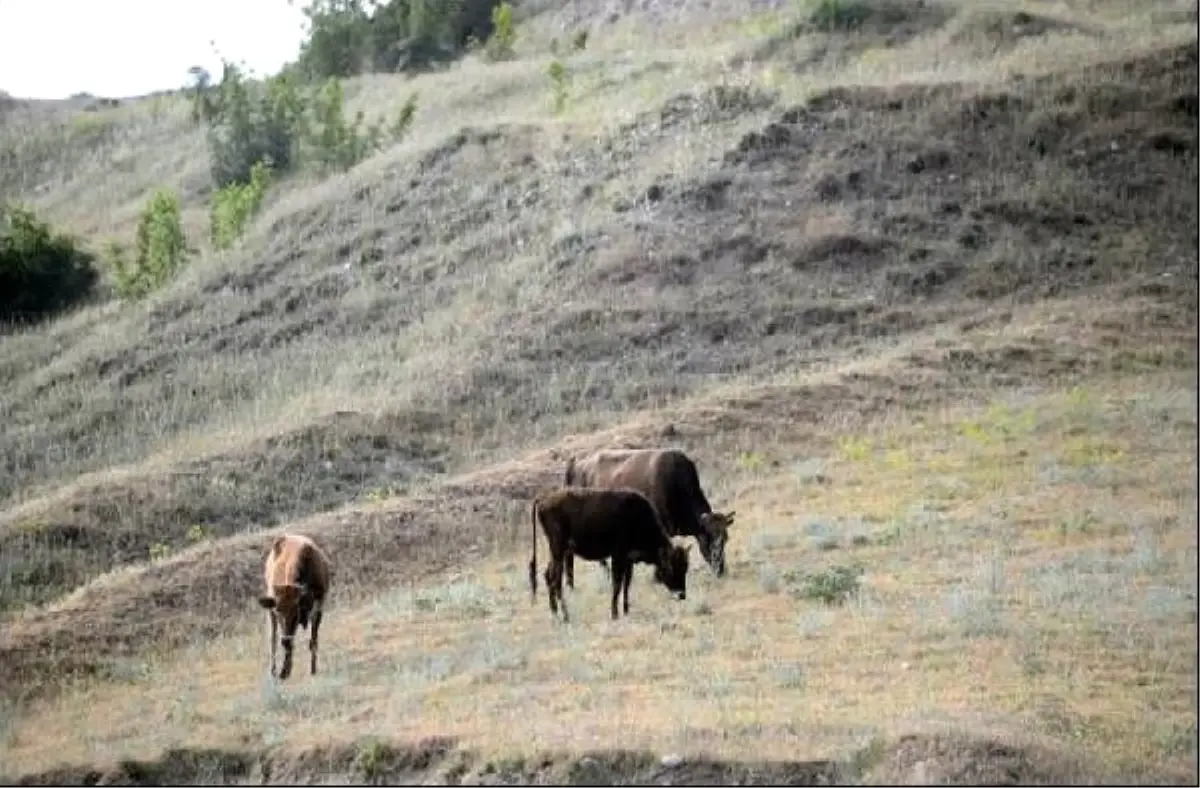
(8, 730), (1184, 786)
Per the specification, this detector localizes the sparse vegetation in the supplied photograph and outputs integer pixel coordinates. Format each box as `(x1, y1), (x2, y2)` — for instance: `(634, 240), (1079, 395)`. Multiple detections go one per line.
(306, 77), (414, 172)
(791, 563), (864, 605)
(199, 59), (418, 189)
(391, 90), (418, 140)
(547, 60), (569, 115)
(0, 0), (1195, 785)
(485, 2), (517, 61)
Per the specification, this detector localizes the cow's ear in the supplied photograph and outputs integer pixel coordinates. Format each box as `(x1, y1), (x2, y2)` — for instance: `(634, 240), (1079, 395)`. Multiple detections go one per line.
(725, 510), (736, 525)
(258, 596), (276, 609)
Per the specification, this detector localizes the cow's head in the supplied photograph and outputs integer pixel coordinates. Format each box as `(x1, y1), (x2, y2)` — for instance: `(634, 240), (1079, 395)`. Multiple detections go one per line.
(258, 582), (315, 633)
(653, 542), (691, 601)
(697, 510), (736, 577)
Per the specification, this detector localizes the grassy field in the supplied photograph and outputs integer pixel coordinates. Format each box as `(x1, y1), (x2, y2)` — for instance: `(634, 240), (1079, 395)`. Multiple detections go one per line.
(0, 0), (1197, 783)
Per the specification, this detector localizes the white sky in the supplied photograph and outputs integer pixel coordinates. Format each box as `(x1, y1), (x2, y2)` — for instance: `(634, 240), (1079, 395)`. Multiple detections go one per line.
(0, 0), (309, 99)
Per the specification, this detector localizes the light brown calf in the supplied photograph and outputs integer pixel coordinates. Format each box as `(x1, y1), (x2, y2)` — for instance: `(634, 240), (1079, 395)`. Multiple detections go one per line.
(257, 533), (331, 680)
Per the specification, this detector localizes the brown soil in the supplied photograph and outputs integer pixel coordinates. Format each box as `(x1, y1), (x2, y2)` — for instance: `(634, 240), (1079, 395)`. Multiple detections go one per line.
(9, 731), (1182, 786)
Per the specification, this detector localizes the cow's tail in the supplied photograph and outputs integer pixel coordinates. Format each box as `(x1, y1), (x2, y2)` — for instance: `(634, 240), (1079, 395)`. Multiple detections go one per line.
(528, 497), (539, 604)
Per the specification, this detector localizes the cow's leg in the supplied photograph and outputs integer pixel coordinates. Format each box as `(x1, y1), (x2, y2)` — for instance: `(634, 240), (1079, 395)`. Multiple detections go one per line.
(621, 561), (634, 615)
(609, 557), (630, 620)
(609, 561), (621, 620)
(551, 557), (569, 623)
(545, 564), (558, 615)
(279, 623), (297, 680)
(268, 613), (278, 677)
(308, 600), (323, 676)
(566, 552), (575, 590)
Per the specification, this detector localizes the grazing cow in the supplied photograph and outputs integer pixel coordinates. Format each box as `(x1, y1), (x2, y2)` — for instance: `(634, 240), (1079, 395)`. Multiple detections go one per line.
(563, 448), (736, 583)
(529, 487), (691, 622)
(257, 533), (331, 681)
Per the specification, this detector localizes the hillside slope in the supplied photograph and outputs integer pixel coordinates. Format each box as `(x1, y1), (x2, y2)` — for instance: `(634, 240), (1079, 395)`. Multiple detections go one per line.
(2, 8), (1195, 612)
(0, 0), (1196, 783)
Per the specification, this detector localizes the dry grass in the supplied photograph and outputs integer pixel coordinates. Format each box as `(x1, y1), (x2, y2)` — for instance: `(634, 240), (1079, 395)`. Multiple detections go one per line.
(3, 359), (1195, 782)
(0, 0), (1196, 783)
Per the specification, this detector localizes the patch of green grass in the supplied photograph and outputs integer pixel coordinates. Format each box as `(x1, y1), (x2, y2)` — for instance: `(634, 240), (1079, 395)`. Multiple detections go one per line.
(789, 563), (864, 606)
(836, 436), (873, 463)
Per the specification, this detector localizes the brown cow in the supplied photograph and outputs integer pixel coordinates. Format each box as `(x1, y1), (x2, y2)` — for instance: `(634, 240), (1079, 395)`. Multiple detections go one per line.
(529, 486), (691, 622)
(257, 533), (331, 681)
(563, 448), (736, 582)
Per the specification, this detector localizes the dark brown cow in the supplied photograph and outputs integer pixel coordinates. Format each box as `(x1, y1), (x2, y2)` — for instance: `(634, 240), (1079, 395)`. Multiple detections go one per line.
(529, 486), (691, 622)
(563, 448), (736, 582)
(257, 533), (331, 680)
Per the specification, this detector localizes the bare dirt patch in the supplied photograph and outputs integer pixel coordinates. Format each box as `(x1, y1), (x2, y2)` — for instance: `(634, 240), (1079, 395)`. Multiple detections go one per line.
(9, 730), (1169, 785)
(3, 740), (843, 786)
(746, 0), (956, 68)
(946, 9), (1096, 56)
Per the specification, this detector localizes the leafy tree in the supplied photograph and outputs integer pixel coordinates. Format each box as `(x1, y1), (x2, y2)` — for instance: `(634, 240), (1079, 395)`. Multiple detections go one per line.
(294, 0), (371, 80)
(288, 0), (504, 79)
(204, 63), (307, 188)
(186, 65), (218, 124)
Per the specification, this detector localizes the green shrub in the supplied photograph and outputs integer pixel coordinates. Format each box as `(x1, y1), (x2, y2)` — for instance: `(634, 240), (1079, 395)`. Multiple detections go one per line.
(485, 1), (516, 60)
(807, 0), (874, 31)
(200, 56), (416, 186)
(308, 81), (419, 173)
(109, 189), (191, 300)
(0, 203), (98, 324)
(210, 159), (273, 251)
(392, 91), (419, 140)
(547, 60), (569, 115)
(791, 563), (864, 605)
(308, 78), (369, 172)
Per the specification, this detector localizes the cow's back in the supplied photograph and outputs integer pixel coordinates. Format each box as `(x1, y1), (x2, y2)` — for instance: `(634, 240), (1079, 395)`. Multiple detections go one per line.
(577, 449), (711, 537)
(265, 534), (330, 598)
(579, 450), (664, 503)
(550, 487), (664, 560)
